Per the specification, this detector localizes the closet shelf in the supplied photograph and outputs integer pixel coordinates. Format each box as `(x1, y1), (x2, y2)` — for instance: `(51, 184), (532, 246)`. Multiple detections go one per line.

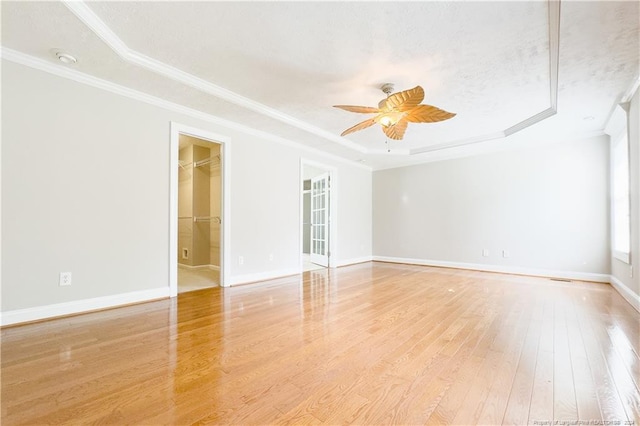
(178, 160), (192, 170)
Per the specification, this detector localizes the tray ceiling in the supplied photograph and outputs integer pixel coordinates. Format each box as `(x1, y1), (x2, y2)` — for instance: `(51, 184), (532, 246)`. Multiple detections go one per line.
(1, 1), (638, 169)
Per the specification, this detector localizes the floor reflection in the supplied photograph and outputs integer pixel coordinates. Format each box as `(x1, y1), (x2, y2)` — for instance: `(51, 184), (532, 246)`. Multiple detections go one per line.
(3, 263), (638, 424)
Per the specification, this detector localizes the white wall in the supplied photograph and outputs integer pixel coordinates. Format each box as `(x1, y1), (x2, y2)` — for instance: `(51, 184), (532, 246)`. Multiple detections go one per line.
(303, 165), (325, 181)
(1, 60), (372, 316)
(611, 87), (640, 306)
(373, 135), (610, 279)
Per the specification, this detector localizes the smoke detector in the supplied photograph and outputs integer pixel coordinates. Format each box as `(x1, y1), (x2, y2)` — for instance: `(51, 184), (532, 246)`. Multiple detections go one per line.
(54, 51), (77, 65)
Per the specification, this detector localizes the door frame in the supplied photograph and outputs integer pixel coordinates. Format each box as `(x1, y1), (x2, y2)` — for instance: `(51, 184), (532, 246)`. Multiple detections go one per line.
(169, 122), (232, 295)
(299, 159), (337, 269)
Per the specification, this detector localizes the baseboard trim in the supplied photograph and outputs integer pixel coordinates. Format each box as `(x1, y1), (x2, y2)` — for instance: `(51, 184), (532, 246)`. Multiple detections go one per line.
(0, 287), (170, 327)
(334, 256), (373, 268)
(372, 256), (610, 283)
(609, 275), (640, 313)
(229, 268), (300, 286)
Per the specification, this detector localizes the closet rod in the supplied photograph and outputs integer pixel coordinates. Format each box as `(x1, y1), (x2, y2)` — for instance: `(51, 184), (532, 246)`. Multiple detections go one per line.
(194, 216), (222, 223)
(194, 154), (221, 168)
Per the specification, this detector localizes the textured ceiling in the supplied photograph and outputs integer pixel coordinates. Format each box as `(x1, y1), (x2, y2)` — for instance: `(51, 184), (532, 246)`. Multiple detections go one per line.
(1, 1), (638, 169)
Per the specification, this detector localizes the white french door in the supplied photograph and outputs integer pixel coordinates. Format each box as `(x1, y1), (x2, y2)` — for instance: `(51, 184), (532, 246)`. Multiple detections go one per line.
(310, 172), (330, 267)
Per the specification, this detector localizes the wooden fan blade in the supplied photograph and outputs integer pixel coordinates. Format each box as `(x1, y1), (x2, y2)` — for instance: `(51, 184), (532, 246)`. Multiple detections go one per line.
(381, 119), (408, 140)
(333, 105), (380, 114)
(380, 86), (425, 112)
(404, 104), (456, 123)
(340, 118), (377, 136)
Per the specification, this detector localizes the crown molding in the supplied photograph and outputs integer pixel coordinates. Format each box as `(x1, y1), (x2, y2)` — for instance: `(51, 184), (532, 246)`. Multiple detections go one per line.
(621, 74), (640, 103)
(408, 0), (560, 156)
(61, 0), (561, 159)
(367, 148), (412, 156)
(602, 74), (638, 133)
(504, 108), (557, 136)
(0, 47), (371, 171)
(10, 0), (563, 163)
(548, 0), (561, 111)
(373, 130), (606, 171)
(61, 0), (367, 154)
(410, 131), (506, 155)
(604, 104), (627, 139)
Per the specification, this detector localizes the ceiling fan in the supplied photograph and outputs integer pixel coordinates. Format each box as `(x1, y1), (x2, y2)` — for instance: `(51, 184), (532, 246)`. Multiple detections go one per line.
(334, 84), (456, 140)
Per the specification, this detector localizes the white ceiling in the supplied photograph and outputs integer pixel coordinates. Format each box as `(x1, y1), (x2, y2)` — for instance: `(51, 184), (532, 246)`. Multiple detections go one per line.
(2, 1), (638, 170)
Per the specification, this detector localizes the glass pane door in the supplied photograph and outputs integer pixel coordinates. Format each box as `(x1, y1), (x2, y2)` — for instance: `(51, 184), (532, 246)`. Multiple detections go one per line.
(310, 172), (329, 267)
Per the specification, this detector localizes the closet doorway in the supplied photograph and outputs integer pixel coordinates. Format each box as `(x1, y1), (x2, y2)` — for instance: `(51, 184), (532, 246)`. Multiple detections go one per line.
(177, 135), (222, 293)
(170, 123), (230, 296)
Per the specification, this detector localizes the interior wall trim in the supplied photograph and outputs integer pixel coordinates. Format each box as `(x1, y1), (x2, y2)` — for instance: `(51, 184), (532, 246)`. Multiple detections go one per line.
(228, 268), (301, 287)
(0, 287), (170, 327)
(621, 74), (640, 103)
(4, 1), (565, 162)
(169, 122), (231, 292)
(372, 256), (610, 283)
(408, 0), (561, 155)
(610, 275), (640, 313)
(61, 0), (367, 154)
(61, 0), (560, 158)
(334, 256), (374, 268)
(0, 47), (370, 171)
(3, 261), (634, 326)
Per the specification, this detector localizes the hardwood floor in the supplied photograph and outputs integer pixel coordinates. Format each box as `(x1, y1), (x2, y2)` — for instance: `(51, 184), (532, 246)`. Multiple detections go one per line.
(2, 262), (639, 425)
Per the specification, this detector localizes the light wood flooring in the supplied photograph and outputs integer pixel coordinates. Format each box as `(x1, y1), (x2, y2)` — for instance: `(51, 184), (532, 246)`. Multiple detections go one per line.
(1, 262), (639, 425)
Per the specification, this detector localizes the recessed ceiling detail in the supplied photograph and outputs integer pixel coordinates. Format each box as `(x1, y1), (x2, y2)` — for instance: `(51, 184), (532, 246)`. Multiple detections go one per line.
(61, 0), (368, 154)
(61, 0), (558, 156)
(1, 0), (637, 170)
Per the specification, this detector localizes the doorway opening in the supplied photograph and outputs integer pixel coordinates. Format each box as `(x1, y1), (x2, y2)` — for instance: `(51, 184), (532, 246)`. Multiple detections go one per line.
(170, 123), (230, 297)
(301, 160), (334, 272)
(177, 135), (222, 293)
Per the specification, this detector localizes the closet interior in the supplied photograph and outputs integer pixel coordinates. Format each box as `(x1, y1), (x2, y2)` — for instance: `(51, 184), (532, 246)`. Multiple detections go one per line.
(177, 135), (221, 291)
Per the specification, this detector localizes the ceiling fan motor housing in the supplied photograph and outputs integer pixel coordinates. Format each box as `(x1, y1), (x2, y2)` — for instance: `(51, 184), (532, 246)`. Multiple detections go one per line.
(381, 83), (395, 95)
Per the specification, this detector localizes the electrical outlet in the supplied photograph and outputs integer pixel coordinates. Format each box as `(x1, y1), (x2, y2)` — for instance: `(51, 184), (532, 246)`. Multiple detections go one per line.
(182, 248), (189, 259)
(238, 256), (244, 266)
(482, 249), (489, 257)
(269, 253), (274, 261)
(59, 272), (72, 286)
(502, 250), (509, 258)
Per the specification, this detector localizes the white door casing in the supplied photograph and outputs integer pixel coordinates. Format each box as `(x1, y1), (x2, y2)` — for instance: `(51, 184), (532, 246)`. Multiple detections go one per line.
(169, 122), (231, 295)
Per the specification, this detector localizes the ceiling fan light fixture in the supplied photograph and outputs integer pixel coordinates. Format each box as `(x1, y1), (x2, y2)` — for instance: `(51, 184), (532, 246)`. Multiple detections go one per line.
(378, 111), (405, 127)
(334, 85), (455, 140)
(379, 116), (394, 127)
